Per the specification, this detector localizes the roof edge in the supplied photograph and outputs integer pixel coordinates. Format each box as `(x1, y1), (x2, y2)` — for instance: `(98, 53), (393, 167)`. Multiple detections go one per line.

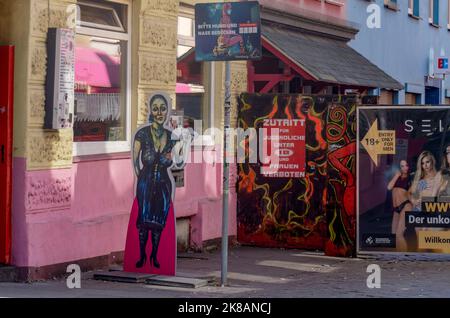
(260, 5), (360, 42)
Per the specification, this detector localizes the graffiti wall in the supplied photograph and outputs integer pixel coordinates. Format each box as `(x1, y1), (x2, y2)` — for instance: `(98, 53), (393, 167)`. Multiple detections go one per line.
(237, 94), (356, 257)
(325, 97), (357, 257)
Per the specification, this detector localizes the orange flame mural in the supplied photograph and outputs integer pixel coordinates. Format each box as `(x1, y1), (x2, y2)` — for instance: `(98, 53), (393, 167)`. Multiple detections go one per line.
(237, 94), (356, 256)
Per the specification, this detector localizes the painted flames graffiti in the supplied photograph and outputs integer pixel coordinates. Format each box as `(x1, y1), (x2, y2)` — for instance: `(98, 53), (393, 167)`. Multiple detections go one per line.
(237, 94), (356, 257)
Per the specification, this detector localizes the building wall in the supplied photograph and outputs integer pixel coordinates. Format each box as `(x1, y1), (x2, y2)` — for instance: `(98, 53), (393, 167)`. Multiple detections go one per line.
(259, 0), (347, 20)
(347, 0), (450, 104)
(1, 0), (244, 270)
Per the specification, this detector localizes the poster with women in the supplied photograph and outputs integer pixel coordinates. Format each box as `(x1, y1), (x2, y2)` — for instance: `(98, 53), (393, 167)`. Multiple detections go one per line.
(358, 106), (450, 254)
(195, 1), (261, 61)
(123, 93), (191, 275)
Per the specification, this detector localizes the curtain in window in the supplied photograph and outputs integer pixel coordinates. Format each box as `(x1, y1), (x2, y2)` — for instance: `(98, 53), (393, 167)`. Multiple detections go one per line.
(75, 93), (120, 121)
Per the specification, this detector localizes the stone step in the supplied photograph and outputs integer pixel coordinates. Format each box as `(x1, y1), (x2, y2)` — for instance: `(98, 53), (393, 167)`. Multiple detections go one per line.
(145, 275), (209, 288)
(93, 270), (210, 288)
(0, 266), (17, 282)
(93, 271), (155, 283)
(172, 271), (216, 283)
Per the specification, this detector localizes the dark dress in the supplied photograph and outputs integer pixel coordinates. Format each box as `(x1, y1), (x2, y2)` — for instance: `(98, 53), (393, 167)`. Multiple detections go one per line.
(135, 126), (176, 231)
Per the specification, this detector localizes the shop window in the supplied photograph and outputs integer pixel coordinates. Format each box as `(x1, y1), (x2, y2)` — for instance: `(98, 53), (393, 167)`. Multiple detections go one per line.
(74, 0), (130, 155)
(177, 6), (213, 144)
(78, 0), (126, 32)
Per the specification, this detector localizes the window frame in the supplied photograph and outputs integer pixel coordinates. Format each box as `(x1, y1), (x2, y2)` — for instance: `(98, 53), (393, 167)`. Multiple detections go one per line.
(177, 4), (216, 147)
(429, 0), (440, 27)
(384, 0), (399, 11)
(77, 0), (126, 33)
(73, 0), (132, 157)
(408, 0), (420, 19)
(448, 0), (450, 29)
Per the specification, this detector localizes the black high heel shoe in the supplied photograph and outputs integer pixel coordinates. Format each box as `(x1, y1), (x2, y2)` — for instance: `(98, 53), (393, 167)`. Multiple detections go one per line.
(150, 255), (160, 269)
(135, 253), (147, 268)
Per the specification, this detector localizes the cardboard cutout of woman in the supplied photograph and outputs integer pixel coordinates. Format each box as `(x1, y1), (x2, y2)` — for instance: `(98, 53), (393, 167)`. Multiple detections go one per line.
(124, 93), (191, 275)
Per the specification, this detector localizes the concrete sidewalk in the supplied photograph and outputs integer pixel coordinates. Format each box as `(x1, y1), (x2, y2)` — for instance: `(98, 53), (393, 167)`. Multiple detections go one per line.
(1, 246), (450, 298)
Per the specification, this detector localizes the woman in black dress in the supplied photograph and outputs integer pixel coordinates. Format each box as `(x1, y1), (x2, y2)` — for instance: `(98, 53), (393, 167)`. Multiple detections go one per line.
(132, 94), (189, 268)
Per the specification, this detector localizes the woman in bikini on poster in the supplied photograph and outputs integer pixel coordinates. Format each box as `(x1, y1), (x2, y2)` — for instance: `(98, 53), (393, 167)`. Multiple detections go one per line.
(410, 151), (441, 211)
(387, 160), (412, 251)
(408, 151), (442, 251)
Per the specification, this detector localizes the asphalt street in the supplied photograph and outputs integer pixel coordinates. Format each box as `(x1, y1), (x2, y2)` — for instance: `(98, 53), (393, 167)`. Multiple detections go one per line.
(1, 246), (450, 298)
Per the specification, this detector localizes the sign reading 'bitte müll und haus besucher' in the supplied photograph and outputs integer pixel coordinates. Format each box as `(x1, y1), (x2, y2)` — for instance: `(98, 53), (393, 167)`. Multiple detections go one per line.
(194, 1), (262, 61)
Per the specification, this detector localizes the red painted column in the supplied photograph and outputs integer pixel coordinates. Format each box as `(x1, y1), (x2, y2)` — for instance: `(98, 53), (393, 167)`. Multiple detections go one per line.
(0, 46), (14, 265)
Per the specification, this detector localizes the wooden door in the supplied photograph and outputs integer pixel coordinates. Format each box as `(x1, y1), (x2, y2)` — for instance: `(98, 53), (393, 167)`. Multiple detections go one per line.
(0, 46), (14, 265)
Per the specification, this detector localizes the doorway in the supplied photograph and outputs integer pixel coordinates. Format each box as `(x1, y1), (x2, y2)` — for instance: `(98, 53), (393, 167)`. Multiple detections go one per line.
(425, 86), (440, 105)
(0, 46), (14, 265)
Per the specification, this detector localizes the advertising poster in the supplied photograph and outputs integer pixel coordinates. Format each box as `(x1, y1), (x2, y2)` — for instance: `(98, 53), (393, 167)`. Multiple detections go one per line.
(358, 106), (450, 254)
(194, 1), (261, 61)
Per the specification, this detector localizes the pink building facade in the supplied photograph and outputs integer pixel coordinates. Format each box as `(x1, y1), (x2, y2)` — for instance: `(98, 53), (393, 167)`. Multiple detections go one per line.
(12, 150), (236, 270)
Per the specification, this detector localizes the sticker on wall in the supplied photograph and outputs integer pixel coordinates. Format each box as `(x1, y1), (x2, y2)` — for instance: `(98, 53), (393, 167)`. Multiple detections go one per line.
(124, 92), (192, 275)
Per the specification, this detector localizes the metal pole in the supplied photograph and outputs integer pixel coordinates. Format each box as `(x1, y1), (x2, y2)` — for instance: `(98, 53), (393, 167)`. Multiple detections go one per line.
(221, 61), (231, 287)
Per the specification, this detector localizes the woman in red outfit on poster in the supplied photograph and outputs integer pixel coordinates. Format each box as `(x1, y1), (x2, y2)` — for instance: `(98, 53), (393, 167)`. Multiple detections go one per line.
(213, 3), (245, 57)
(387, 160), (412, 251)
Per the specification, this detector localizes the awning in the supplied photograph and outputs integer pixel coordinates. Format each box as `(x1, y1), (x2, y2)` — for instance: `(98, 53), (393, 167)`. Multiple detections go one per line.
(262, 24), (404, 90)
(176, 83), (205, 93)
(75, 47), (120, 88)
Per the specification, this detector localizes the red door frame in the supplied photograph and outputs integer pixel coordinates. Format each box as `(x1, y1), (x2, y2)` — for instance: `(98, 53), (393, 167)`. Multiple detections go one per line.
(0, 46), (14, 265)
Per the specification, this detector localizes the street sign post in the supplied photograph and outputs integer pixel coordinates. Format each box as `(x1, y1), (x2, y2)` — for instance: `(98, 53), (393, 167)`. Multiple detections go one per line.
(195, 1), (261, 286)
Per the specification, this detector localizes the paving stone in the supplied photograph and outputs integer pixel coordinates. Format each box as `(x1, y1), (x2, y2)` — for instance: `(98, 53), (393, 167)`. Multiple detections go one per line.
(93, 271), (155, 283)
(145, 275), (209, 289)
